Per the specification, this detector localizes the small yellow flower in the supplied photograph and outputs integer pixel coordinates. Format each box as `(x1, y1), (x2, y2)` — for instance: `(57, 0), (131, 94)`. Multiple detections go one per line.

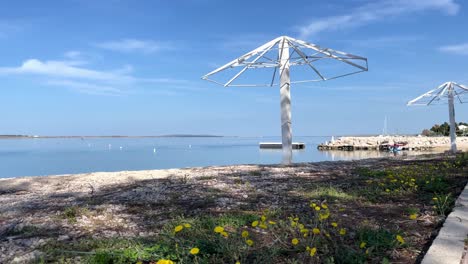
(385, 189), (390, 192)
(325, 232), (331, 238)
(300, 228), (309, 233)
(214, 226), (224, 233)
(156, 260), (174, 264)
(339, 228), (346, 235)
(315, 206), (321, 211)
(259, 223), (268, 229)
(190, 247), (200, 255)
(298, 224), (305, 229)
(292, 238), (299, 245)
(261, 215), (266, 221)
(432, 197), (438, 201)
(409, 213), (417, 220)
(331, 222), (338, 227)
(360, 242), (366, 248)
(241, 230), (249, 238)
(183, 223), (191, 228)
(310, 247), (317, 256)
(396, 234), (405, 244)
(365, 249), (369, 255)
(174, 225), (184, 233)
(252, 221), (259, 227)
(310, 203), (317, 208)
(236, 262), (240, 264)
(322, 204), (328, 209)
(293, 217), (299, 221)
(268, 221), (276, 225)
(221, 231), (229, 237)
(246, 239), (254, 246)
(312, 228), (320, 235)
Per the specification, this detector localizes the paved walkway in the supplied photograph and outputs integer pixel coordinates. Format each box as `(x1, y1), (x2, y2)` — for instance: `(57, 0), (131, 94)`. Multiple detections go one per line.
(422, 183), (468, 264)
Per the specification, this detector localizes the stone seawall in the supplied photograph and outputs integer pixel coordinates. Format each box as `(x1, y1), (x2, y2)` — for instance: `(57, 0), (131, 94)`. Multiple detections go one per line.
(318, 136), (468, 151)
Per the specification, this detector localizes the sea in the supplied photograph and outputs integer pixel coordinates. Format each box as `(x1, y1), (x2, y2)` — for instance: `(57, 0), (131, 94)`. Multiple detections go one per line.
(0, 136), (411, 178)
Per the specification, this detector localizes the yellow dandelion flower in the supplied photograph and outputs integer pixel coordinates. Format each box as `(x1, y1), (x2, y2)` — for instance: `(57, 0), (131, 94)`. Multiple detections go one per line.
(261, 215), (266, 221)
(241, 230), (249, 238)
(269, 221), (276, 225)
(221, 231), (229, 237)
(293, 217), (299, 221)
(396, 234), (405, 244)
(214, 226), (224, 233)
(174, 225), (184, 233)
(259, 223), (267, 229)
(360, 242), (366, 249)
(156, 260), (174, 264)
(183, 223), (191, 228)
(312, 228), (320, 235)
(300, 228), (309, 233)
(322, 204), (328, 209)
(310, 202), (316, 208)
(298, 223), (305, 229)
(292, 238), (299, 245)
(252, 221), (259, 227)
(303, 233), (308, 237)
(409, 213), (417, 220)
(385, 189), (390, 192)
(246, 239), (254, 246)
(236, 262), (240, 264)
(315, 206), (321, 211)
(331, 222), (338, 227)
(310, 247), (317, 256)
(432, 197), (438, 201)
(339, 228), (346, 235)
(190, 247), (200, 255)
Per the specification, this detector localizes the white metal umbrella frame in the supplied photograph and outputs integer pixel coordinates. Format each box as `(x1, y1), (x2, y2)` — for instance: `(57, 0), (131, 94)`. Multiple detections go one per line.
(202, 36), (368, 164)
(408, 81), (468, 153)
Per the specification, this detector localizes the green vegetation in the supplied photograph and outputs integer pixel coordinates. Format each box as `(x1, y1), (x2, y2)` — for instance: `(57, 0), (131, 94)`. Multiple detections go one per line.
(421, 122), (468, 136)
(37, 153), (468, 263)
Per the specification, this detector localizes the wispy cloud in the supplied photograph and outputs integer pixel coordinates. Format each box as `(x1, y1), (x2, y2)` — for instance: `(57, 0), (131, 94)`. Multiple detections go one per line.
(297, 0), (460, 38)
(95, 39), (171, 53)
(0, 58), (189, 95)
(439, 43), (468, 55)
(46, 80), (124, 96)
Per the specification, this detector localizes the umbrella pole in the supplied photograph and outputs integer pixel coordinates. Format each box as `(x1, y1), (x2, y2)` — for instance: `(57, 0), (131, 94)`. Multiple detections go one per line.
(448, 84), (457, 153)
(279, 38), (292, 164)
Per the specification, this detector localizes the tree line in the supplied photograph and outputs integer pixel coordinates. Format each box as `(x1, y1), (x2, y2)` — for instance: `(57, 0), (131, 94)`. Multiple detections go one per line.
(421, 122), (468, 136)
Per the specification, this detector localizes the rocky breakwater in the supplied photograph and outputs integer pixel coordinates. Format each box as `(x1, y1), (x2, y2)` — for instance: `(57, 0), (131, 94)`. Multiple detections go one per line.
(317, 136), (468, 151)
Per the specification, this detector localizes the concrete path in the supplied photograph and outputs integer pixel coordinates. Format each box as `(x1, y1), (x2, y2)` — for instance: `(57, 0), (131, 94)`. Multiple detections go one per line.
(422, 183), (468, 264)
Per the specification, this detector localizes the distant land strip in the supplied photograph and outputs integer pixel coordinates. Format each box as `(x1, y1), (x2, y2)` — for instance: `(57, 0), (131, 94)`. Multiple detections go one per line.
(0, 134), (223, 139)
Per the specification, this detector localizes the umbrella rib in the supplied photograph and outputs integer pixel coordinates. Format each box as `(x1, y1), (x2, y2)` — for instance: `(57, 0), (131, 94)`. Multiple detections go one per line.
(287, 39), (326, 81)
(224, 40), (280, 86)
(292, 38), (367, 71)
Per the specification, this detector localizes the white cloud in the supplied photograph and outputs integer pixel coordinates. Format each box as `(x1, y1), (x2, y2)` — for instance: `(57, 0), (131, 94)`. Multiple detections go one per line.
(439, 43), (468, 55)
(46, 80), (123, 96)
(298, 0), (460, 38)
(95, 39), (170, 53)
(0, 58), (189, 95)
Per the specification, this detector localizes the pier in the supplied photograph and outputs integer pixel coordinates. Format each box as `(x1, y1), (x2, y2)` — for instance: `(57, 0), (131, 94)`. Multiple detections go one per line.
(259, 142), (306, 149)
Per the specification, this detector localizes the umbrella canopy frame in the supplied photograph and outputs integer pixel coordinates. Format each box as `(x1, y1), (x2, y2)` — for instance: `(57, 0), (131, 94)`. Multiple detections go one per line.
(202, 36), (368, 164)
(408, 81), (468, 153)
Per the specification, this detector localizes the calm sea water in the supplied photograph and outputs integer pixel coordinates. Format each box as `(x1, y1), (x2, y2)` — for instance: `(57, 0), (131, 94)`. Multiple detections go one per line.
(0, 136), (406, 178)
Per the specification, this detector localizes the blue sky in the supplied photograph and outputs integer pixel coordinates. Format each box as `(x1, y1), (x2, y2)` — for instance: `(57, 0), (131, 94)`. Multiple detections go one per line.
(1, 0), (468, 136)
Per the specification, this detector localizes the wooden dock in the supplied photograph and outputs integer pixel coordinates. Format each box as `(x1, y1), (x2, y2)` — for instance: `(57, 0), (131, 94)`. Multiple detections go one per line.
(259, 142), (306, 149)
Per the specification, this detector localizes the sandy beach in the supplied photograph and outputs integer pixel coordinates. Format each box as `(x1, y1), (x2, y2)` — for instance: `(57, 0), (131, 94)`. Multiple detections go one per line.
(1, 153), (467, 263)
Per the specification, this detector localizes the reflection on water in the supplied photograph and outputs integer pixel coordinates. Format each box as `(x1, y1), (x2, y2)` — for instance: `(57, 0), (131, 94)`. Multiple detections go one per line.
(320, 150), (443, 161)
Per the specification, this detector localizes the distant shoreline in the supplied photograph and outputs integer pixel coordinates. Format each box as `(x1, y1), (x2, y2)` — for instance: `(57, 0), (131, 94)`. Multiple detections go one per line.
(0, 134), (224, 139)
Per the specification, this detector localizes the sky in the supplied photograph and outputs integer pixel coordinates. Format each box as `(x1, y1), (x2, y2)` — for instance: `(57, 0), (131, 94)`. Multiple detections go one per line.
(1, 0), (468, 137)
